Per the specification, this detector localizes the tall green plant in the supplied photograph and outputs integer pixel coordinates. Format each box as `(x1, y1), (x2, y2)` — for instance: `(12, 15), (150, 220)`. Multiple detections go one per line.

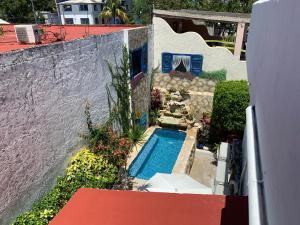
(106, 46), (132, 135)
(80, 102), (110, 150)
(211, 80), (249, 141)
(127, 125), (147, 148)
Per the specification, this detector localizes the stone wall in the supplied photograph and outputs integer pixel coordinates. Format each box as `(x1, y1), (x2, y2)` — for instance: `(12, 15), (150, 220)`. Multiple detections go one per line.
(154, 73), (216, 92)
(131, 75), (150, 124)
(128, 27), (148, 50)
(128, 27), (151, 127)
(154, 74), (215, 122)
(0, 32), (125, 224)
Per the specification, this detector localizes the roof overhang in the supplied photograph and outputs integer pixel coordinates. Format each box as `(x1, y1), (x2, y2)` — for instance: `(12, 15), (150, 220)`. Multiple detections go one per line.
(49, 188), (248, 225)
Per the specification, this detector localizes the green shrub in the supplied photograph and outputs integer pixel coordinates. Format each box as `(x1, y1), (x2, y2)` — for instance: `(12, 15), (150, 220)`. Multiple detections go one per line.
(211, 80), (249, 141)
(12, 149), (117, 225)
(66, 148), (117, 187)
(201, 69), (227, 81)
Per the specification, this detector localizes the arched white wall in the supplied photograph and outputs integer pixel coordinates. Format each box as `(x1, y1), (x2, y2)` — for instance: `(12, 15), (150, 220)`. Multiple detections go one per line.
(153, 17), (247, 80)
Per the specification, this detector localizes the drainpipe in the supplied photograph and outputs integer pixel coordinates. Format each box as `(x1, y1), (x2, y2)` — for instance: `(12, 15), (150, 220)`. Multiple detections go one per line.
(246, 106), (267, 225)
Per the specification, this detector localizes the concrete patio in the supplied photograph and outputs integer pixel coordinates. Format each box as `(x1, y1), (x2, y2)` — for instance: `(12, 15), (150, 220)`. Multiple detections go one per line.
(189, 149), (217, 188)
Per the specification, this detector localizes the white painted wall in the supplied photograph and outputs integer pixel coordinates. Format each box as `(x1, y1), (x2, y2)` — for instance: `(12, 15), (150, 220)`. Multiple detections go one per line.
(246, 0), (300, 224)
(153, 17), (247, 80)
(59, 4), (102, 25)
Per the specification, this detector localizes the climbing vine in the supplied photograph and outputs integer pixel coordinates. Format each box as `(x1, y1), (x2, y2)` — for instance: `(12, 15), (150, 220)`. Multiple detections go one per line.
(106, 46), (132, 135)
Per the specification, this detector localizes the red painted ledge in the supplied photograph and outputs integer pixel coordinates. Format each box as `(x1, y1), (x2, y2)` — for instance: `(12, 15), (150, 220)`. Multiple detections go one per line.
(50, 188), (248, 225)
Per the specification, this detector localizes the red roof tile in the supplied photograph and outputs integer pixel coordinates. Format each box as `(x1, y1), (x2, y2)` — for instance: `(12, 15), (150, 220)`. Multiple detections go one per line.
(50, 188), (248, 225)
(0, 24), (138, 53)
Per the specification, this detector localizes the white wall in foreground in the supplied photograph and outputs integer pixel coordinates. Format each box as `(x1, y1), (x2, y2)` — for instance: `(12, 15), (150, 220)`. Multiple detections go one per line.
(246, 0), (300, 224)
(153, 17), (247, 80)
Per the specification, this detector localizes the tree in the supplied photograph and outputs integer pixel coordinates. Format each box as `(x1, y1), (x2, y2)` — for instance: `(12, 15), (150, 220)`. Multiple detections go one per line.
(101, 0), (129, 24)
(131, 0), (257, 25)
(131, 0), (153, 24)
(0, 0), (56, 23)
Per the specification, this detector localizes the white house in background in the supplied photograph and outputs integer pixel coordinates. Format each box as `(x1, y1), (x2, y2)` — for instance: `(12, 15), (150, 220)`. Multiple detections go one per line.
(58, 0), (104, 25)
(40, 11), (59, 24)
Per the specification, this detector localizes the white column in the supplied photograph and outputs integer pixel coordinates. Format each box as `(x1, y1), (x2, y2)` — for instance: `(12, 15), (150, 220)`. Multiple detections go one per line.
(234, 22), (246, 58)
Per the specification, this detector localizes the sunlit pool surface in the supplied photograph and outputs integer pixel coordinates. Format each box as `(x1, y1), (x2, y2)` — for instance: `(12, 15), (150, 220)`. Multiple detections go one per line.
(128, 128), (186, 180)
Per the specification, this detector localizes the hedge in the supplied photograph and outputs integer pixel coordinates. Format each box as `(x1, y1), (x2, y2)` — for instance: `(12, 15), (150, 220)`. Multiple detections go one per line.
(211, 80), (249, 141)
(201, 69), (227, 81)
(12, 148), (118, 225)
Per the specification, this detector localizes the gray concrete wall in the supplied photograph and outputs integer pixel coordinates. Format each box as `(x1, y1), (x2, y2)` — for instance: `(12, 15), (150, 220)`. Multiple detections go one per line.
(246, 0), (300, 224)
(0, 32), (125, 224)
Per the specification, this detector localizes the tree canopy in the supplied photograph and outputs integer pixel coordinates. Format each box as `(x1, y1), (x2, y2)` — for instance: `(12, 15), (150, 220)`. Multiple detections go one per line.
(132, 0), (257, 24)
(0, 0), (56, 23)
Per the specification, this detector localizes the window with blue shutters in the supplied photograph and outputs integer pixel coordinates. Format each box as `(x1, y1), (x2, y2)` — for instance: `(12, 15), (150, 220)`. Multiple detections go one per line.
(161, 53), (173, 73)
(190, 55), (203, 76)
(129, 42), (148, 79)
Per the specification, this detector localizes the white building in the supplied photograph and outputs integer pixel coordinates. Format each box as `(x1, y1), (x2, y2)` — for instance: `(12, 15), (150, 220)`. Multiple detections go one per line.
(58, 0), (104, 25)
(40, 11), (59, 24)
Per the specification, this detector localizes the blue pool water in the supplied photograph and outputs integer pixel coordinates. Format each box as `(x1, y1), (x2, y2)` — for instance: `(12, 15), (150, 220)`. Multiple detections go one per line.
(128, 128), (186, 180)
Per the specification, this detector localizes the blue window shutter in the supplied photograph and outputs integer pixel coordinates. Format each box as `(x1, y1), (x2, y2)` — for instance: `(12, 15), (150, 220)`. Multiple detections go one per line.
(161, 53), (173, 73)
(141, 43), (148, 74)
(190, 54), (203, 76)
(129, 50), (133, 79)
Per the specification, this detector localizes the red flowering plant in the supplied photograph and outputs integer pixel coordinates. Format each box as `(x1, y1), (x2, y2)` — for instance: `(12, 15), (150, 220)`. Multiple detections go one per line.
(151, 88), (162, 111)
(92, 127), (132, 168)
(81, 103), (133, 169)
(169, 70), (177, 76)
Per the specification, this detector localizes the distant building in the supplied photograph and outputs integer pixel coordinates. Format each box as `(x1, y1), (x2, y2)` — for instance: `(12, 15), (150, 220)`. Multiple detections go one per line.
(58, 0), (105, 25)
(0, 18), (9, 24)
(40, 11), (59, 24)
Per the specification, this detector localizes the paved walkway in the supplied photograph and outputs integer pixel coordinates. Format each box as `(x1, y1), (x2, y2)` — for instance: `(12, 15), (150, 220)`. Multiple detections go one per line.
(189, 149), (217, 188)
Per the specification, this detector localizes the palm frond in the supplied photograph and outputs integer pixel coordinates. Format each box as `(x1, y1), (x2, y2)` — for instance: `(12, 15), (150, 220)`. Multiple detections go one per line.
(101, 7), (113, 18)
(116, 8), (129, 23)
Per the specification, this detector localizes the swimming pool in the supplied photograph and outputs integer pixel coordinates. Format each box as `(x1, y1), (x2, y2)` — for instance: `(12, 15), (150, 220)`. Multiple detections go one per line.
(128, 128), (186, 180)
